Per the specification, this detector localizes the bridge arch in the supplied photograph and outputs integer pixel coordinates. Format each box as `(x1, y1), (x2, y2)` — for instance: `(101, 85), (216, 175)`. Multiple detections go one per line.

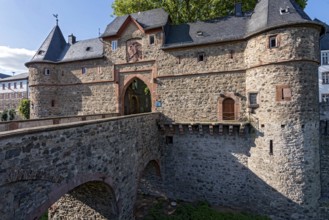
(120, 75), (152, 115)
(28, 173), (119, 220)
(135, 160), (164, 218)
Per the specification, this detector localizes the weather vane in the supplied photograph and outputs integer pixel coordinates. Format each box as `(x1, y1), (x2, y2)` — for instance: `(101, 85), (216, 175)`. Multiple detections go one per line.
(53, 14), (59, 25)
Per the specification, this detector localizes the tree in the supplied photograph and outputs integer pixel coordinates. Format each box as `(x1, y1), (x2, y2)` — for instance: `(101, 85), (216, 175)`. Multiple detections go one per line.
(18, 99), (30, 119)
(112, 0), (307, 24)
(0, 109), (15, 121)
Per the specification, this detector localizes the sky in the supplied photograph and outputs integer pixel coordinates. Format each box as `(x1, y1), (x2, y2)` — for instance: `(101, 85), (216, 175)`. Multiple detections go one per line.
(0, 0), (327, 76)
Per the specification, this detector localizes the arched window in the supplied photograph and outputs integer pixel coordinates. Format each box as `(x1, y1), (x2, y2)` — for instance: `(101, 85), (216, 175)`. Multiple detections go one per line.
(222, 98), (235, 120)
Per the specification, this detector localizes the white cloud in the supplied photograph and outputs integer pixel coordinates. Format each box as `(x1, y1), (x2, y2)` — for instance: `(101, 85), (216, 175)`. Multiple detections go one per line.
(0, 46), (35, 75)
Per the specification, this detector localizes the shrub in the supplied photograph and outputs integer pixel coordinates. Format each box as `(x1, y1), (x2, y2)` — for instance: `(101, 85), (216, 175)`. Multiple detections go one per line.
(18, 99), (30, 119)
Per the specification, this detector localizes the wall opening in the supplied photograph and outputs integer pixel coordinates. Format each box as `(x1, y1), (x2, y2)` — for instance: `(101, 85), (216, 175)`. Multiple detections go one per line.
(135, 160), (164, 219)
(222, 98), (235, 120)
(124, 78), (151, 115)
(48, 181), (118, 219)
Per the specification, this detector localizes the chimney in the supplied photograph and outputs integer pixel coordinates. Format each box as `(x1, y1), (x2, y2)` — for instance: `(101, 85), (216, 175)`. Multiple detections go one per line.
(68, 34), (76, 45)
(235, 2), (243, 17)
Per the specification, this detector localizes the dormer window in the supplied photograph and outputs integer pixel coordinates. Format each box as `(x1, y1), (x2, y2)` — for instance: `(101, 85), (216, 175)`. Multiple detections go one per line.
(44, 69), (50, 75)
(280, 7), (290, 15)
(38, 50), (44, 55)
(112, 40), (118, 51)
(86, 47), (92, 51)
(269, 35), (278, 48)
(149, 35), (155, 45)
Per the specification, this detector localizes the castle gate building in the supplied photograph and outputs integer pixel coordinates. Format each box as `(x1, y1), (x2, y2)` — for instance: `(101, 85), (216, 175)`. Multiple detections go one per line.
(22, 0), (329, 219)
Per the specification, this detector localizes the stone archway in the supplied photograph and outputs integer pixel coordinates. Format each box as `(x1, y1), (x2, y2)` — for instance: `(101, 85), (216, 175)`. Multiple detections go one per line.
(134, 160), (164, 219)
(49, 181), (118, 219)
(123, 78), (151, 115)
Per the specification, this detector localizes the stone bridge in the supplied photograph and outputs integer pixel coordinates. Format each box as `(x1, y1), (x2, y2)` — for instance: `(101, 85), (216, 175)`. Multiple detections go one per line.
(0, 113), (161, 220)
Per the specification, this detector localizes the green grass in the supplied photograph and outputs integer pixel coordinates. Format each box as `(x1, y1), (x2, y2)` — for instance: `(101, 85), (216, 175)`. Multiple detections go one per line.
(144, 201), (270, 220)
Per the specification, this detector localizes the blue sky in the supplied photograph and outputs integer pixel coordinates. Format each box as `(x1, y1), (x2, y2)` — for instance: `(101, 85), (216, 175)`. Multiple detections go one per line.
(0, 0), (327, 75)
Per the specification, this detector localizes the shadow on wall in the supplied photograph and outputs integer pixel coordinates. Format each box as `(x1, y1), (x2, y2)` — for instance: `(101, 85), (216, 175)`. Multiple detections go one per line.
(159, 125), (318, 219)
(48, 181), (118, 219)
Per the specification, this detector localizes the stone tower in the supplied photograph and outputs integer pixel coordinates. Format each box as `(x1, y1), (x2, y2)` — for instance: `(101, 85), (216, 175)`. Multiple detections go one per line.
(245, 0), (323, 218)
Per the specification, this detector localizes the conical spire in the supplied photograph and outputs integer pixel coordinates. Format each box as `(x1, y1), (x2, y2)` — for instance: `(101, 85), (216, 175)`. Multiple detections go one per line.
(30, 25), (67, 62)
(247, 0), (312, 34)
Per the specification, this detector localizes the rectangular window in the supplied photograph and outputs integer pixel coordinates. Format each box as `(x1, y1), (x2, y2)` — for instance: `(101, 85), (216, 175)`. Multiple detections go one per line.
(14, 82), (17, 89)
(2, 84), (5, 90)
(111, 40), (118, 51)
(149, 35), (155, 45)
(323, 72), (329, 84)
(322, 94), (329, 102)
(197, 52), (205, 62)
(44, 69), (50, 75)
(269, 140), (273, 155)
(322, 52), (329, 65)
(269, 35), (277, 48)
(20, 82), (23, 88)
(82, 67), (87, 74)
(249, 93), (258, 105)
(8, 83), (11, 89)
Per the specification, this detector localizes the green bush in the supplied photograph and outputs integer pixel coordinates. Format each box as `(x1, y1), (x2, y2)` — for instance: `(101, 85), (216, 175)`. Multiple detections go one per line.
(18, 99), (30, 119)
(0, 109), (15, 121)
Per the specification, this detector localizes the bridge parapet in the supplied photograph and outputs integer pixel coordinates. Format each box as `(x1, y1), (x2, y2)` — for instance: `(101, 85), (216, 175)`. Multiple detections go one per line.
(0, 113), (120, 133)
(0, 112), (161, 220)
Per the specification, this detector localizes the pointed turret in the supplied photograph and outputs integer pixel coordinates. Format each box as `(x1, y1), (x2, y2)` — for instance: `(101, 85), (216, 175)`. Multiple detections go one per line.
(29, 25), (67, 63)
(247, 0), (313, 34)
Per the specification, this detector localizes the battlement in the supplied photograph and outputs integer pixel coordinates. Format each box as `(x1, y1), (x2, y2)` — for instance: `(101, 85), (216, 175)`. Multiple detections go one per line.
(158, 121), (249, 136)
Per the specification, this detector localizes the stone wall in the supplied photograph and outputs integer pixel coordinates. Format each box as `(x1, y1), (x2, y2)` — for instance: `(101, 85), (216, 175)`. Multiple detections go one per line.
(161, 126), (251, 209)
(244, 26), (321, 219)
(156, 72), (246, 122)
(320, 124), (329, 199)
(0, 113), (161, 220)
(157, 42), (246, 76)
(28, 59), (117, 119)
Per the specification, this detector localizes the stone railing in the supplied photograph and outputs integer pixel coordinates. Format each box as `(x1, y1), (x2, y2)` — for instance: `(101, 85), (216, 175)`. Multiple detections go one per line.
(0, 113), (120, 133)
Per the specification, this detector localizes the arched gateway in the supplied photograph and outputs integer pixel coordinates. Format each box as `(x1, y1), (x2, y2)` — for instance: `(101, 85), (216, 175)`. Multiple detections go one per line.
(124, 78), (151, 115)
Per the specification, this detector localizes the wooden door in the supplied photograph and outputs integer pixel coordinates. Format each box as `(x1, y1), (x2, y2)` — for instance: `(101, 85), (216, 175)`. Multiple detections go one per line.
(223, 98), (235, 120)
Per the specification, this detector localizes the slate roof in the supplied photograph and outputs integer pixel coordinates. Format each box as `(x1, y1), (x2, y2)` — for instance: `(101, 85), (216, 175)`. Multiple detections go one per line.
(27, 0), (324, 63)
(26, 26), (103, 66)
(0, 73), (28, 82)
(102, 8), (169, 38)
(316, 19), (329, 51)
(30, 25), (67, 62)
(164, 0), (322, 48)
(59, 38), (103, 62)
(0, 73), (10, 79)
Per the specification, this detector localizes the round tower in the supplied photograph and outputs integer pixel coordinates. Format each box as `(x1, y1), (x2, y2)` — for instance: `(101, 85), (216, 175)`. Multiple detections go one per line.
(244, 1), (323, 218)
(25, 25), (66, 119)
